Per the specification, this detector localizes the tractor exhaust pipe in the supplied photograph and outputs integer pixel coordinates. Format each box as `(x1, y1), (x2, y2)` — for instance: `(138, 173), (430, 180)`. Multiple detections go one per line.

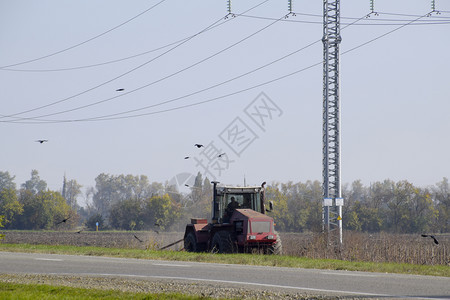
(211, 181), (219, 223)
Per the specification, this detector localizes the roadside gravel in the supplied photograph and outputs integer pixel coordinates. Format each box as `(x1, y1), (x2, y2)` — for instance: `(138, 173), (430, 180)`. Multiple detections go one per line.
(0, 273), (342, 299)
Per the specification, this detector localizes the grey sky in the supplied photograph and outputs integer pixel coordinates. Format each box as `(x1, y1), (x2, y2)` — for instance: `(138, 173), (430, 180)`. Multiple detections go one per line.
(1, 0), (449, 202)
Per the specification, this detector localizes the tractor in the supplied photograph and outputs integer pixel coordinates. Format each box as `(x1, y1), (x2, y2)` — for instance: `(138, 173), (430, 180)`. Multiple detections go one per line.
(183, 181), (282, 254)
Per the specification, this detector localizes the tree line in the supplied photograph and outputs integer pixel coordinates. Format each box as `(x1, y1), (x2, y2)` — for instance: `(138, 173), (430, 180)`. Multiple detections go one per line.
(267, 178), (449, 233)
(0, 170), (448, 233)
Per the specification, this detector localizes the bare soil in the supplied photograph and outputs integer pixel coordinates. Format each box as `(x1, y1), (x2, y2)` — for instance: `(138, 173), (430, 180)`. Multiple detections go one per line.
(0, 231), (183, 251)
(1, 230), (448, 265)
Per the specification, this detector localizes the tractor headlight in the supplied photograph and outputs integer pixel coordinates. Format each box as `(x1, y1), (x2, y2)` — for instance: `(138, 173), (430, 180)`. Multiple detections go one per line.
(267, 235), (274, 240)
(248, 235), (256, 240)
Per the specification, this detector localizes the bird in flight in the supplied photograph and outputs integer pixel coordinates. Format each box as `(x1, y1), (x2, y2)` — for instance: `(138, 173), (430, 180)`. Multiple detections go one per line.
(35, 140), (48, 144)
(218, 153), (226, 158)
(134, 234), (143, 243)
(116, 88), (125, 92)
(421, 234), (439, 245)
(56, 217), (70, 225)
(184, 156), (190, 159)
(194, 144), (204, 148)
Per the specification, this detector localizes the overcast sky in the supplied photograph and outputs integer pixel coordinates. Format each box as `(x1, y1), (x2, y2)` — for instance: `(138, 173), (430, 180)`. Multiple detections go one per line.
(1, 0), (449, 202)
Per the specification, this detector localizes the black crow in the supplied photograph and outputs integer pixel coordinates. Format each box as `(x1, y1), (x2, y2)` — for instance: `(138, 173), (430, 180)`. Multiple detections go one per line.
(421, 234), (439, 245)
(194, 144), (204, 148)
(35, 140), (48, 144)
(56, 217), (70, 225)
(116, 88), (125, 92)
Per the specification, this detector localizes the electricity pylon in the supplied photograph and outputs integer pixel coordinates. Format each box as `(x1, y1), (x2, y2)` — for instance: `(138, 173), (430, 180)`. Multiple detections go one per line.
(322, 0), (343, 245)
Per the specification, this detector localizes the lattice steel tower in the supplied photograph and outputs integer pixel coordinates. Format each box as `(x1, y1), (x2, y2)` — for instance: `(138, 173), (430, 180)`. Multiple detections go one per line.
(322, 0), (343, 245)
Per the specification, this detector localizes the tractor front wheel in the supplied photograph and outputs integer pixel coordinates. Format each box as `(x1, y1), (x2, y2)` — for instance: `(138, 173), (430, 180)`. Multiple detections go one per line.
(184, 232), (198, 252)
(266, 231), (282, 255)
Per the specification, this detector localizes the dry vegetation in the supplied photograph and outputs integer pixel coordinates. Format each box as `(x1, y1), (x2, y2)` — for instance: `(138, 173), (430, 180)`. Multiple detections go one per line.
(1, 230), (448, 266)
(282, 231), (450, 265)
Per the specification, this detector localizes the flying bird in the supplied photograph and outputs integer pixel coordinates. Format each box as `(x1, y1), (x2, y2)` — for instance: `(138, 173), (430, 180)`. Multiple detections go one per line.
(194, 144), (204, 148)
(184, 156), (190, 159)
(116, 88), (125, 92)
(421, 234), (439, 245)
(134, 234), (143, 243)
(218, 153), (226, 158)
(35, 140), (48, 144)
(56, 217), (70, 225)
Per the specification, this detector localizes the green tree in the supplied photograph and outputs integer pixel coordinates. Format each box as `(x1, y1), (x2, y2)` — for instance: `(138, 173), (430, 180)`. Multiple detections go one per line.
(344, 201), (381, 232)
(303, 180), (323, 232)
(433, 177), (449, 232)
(0, 215), (5, 240)
(141, 194), (181, 230)
(109, 198), (142, 230)
(407, 188), (437, 233)
(21, 170), (47, 195)
(62, 177), (82, 209)
(346, 210), (362, 231)
(0, 171), (16, 191)
(265, 184), (290, 232)
(0, 188), (23, 228)
(15, 190), (74, 230)
(92, 173), (160, 221)
(191, 172), (203, 203)
(92, 173), (120, 219)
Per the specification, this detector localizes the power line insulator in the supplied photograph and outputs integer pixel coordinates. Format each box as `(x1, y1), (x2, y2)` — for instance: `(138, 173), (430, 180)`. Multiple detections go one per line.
(367, 0), (378, 17)
(225, 0), (235, 19)
(285, 0), (296, 18)
(430, 0), (441, 15)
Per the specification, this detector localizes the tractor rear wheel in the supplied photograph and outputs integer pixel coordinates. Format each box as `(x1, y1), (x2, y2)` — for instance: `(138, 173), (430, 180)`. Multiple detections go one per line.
(184, 232), (198, 252)
(211, 231), (235, 254)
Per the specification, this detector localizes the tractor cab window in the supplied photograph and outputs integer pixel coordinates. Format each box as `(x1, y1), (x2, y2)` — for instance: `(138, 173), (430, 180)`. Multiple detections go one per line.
(216, 190), (262, 223)
(223, 193), (261, 213)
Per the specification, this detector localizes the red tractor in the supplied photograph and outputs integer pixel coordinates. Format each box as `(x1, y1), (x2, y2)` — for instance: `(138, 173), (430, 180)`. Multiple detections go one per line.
(184, 181), (282, 254)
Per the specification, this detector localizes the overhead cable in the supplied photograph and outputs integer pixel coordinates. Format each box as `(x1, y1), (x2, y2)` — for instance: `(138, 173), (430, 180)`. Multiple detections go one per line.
(2, 11), (430, 124)
(0, 0), (168, 69)
(0, 0), (271, 120)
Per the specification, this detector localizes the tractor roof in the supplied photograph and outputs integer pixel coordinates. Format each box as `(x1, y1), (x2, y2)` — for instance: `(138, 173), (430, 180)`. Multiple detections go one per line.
(216, 186), (263, 194)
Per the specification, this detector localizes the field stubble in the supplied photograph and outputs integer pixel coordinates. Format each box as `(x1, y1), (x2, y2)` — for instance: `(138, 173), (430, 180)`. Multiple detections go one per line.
(1, 230), (448, 266)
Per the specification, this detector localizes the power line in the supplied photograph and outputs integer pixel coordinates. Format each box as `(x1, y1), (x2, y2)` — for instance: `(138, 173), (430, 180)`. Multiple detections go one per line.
(341, 11), (432, 55)
(0, 0), (271, 120)
(0, 15), (228, 120)
(2, 4), (285, 122)
(0, 0), (168, 69)
(0, 22), (228, 73)
(1, 11), (431, 124)
(46, 12), (371, 122)
(4, 9), (447, 73)
(238, 12), (450, 26)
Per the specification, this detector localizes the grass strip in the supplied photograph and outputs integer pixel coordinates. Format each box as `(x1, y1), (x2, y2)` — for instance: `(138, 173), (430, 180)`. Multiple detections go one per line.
(0, 243), (448, 277)
(0, 281), (210, 300)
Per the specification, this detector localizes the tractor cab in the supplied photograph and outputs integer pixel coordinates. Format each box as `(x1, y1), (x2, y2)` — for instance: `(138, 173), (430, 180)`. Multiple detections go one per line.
(211, 182), (271, 224)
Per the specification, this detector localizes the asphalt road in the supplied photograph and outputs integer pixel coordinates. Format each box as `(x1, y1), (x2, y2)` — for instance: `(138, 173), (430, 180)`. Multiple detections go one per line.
(0, 252), (448, 299)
